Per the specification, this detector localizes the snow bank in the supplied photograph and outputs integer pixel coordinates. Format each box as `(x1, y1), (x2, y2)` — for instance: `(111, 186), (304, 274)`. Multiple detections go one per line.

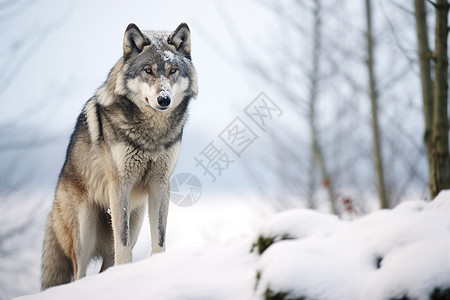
(256, 192), (450, 300)
(18, 239), (258, 300)
(18, 192), (450, 300)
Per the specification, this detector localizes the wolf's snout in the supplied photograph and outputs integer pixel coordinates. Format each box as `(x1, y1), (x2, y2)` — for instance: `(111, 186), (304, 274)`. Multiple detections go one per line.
(157, 95), (171, 108)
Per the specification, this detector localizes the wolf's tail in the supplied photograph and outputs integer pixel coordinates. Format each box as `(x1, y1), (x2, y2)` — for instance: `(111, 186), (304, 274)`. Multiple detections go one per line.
(41, 217), (73, 290)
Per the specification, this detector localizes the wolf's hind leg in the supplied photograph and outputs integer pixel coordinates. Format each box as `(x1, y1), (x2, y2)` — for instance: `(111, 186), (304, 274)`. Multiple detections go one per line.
(74, 204), (97, 280)
(97, 206), (114, 272)
(100, 252), (114, 272)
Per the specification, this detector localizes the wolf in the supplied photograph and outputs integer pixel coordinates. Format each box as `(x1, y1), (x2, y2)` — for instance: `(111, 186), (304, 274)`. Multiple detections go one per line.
(41, 22), (198, 290)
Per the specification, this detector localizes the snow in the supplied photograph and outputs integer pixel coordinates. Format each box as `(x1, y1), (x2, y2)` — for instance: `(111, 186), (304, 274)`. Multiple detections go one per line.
(257, 209), (347, 240)
(163, 50), (175, 62)
(256, 193), (450, 300)
(158, 76), (171, 99)
(19, 240), (258, 300)
(16, 191), (450, 300)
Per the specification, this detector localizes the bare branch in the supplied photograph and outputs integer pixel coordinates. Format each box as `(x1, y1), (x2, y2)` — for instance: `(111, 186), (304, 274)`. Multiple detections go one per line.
(379, 1), (418, 71)
(426, 0), (437, 8)
(0, 1), (74, 96)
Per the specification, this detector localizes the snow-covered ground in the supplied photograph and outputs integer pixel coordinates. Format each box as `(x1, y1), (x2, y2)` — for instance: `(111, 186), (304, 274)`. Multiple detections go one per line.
(16, 191), (450, 300)
(0, 190), (265, 299)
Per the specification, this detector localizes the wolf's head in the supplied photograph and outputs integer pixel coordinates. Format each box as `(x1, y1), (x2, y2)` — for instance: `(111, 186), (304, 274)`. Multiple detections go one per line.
(111, 23), (198, 112)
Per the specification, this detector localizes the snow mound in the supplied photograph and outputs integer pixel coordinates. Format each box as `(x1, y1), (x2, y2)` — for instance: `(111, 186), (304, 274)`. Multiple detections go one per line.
(17, 192), (450, 300)
(256, 194), (450, 300)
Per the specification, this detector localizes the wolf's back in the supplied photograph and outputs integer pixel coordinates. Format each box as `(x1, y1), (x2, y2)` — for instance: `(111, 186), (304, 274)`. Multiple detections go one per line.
(41, 214), (73, 290)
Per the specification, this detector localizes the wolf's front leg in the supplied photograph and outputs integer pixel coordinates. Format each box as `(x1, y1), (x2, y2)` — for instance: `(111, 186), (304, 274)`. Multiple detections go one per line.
(148, 180), (170, 254)
(109, 183), (132, 265)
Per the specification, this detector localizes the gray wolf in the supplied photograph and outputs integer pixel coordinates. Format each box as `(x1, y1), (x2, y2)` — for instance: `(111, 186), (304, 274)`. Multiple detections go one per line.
(41, 22), (198, 290)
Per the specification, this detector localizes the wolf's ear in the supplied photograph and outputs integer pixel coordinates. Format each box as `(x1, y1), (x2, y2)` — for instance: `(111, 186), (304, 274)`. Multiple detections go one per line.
(123, 23), (150, 58)
(167, 23), (191, 59)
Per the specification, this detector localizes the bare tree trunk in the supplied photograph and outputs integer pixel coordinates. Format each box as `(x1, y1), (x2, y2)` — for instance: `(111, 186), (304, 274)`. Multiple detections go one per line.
(365, 0), (389, 208)
(306, 148), (317, 209)
(431, 0), (450, 197)
(414, 0), (450, 198)
(414, 0), (434, 196)
(308, 0), (338, 214)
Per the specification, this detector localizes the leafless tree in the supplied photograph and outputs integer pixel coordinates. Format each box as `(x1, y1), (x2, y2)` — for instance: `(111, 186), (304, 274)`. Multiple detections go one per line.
(0, 4), (73, 297)
(198, 0), (428, 213)
(365, 0), (389, 208)
(0, 1), (72, 195)
(414, 0), (450, 198)
(307, 0), (338, 213)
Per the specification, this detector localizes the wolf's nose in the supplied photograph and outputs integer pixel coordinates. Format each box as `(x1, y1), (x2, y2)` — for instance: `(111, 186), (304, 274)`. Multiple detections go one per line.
(157, 96), (171, 107)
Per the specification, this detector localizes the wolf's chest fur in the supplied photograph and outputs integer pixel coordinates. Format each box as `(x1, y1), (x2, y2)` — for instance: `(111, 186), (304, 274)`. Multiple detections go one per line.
(92, 95), (186, 152)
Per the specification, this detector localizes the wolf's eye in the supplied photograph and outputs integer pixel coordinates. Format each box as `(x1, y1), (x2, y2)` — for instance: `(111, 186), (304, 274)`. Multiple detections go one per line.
(169, 68), (178, 75)
(144, 67), (153, 75)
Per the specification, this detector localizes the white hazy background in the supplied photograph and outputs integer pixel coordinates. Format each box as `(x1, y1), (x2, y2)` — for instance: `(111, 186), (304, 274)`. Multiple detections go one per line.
(0, 0), (428, 298)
